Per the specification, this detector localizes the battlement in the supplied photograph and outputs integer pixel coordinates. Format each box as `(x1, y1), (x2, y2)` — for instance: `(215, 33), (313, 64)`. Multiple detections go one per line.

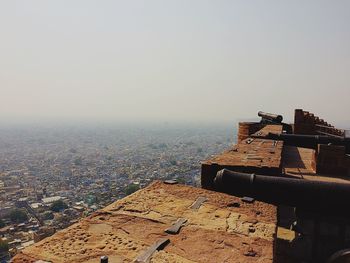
(294, 109), (345, 137)
(201, 110), (350, 262)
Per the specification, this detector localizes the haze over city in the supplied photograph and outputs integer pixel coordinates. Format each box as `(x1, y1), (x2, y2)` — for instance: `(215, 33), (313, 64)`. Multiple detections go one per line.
(0, 1), (349, 126)
(2, 1), (350, 262)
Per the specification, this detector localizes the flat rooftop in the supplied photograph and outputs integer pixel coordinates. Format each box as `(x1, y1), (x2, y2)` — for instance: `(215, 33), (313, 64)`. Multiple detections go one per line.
(201, 125), (284, 189)
(13, 181), (276, 263)
(283, 145), (350, 184)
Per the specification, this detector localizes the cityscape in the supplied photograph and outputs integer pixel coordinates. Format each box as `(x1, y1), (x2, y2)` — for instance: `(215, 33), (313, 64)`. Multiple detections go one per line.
(1, 1), (349, 262)
(0, 123), (234, 260)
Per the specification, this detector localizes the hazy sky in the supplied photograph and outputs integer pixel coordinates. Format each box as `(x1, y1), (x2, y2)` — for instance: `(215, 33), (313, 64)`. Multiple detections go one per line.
(1, 1), (349, 125)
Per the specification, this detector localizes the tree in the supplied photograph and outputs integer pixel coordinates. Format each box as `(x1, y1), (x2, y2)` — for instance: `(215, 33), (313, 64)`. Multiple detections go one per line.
(42, 211), (54, 220)
(9, 209), (28, 224)
(0, 219), (5, 228)
(125, 184), (139, 195)
(50, 200), (68, 212)
(0, 239), (8, 253)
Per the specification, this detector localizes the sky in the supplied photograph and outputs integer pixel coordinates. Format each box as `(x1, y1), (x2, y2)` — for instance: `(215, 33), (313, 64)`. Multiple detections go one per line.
(0, 1), (349, 126)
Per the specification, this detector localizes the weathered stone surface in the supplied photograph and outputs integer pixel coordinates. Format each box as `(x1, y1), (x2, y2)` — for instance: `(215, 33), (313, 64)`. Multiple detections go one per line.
(202, 125), (284, 189)
(13, 181), (276, 263)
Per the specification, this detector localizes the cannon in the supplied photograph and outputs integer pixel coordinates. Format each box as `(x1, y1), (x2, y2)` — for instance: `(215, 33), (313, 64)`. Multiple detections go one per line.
(253, 133), (350, 153)
(257, 111), (292, 133)
(214, 168), (350, 260)
(214, 169), (350, 216)
(258, 111), (283, 124)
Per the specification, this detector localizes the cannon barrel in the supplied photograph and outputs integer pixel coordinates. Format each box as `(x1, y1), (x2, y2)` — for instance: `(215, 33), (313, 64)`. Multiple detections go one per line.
(258, 111), (283, 123)
(214, 169), (350, 214)
(260, 133), (350, 152)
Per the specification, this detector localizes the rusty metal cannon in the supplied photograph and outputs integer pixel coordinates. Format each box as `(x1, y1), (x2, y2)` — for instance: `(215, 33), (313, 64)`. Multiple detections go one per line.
(253, 132), (350, 153)
(257, 111), (292, 133)
(258, 111), (283, 124)
(214, 169), (350, 216)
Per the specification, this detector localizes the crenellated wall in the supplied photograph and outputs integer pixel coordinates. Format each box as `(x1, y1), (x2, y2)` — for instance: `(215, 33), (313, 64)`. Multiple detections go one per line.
(294, 109), (344, 137)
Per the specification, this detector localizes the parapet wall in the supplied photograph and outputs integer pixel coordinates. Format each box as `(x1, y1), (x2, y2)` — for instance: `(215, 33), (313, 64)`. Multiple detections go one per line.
(202, 125), (284, 190)
(294, 109), (344, 137)
(13, 181), (276, 263)
(237, 122), (264, 142)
